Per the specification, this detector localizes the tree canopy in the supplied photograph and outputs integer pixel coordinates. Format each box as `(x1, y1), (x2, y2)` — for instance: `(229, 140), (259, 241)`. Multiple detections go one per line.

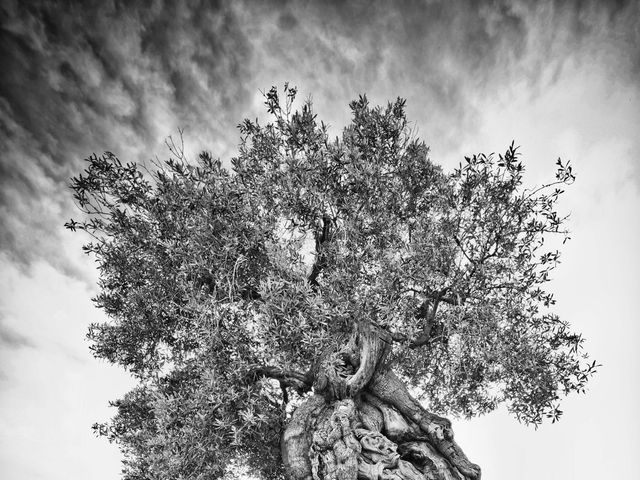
(67, 85), (596, 479)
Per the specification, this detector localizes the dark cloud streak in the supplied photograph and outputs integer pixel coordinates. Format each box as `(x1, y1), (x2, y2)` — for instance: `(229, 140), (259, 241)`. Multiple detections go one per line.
(0, 0), (637, 276)
(0, 0), (255, 275)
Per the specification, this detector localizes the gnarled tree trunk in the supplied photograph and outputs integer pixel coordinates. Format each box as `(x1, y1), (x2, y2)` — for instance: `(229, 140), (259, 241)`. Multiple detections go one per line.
(281, 324), (481, 480)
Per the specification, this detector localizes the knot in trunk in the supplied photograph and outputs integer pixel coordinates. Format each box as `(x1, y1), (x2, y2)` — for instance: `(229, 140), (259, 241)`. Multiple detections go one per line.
(314, 322), (390, 401)
(310, 399), (361, 480)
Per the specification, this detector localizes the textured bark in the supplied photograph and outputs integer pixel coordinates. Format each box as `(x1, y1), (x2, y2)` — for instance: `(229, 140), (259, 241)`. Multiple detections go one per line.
(281, 326), (481, 480)
(309, 399), (361, 480)
(282, 395), (327, 480)
(282, 394), (476, 480)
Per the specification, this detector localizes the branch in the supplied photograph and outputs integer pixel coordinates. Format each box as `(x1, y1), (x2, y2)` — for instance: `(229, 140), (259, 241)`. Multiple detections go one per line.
(346, 321), (390, 396)
(308, 214), (332, 288)
(406, 288), (460, 348)
(453, 235), (474, 264)
(279, 380), (289, 406)
(249, 366), (313, 394)
(402, 287), (461, 306)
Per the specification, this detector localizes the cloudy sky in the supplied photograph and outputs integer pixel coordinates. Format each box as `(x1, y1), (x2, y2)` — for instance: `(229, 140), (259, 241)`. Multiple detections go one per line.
(1, 0), (639, 478)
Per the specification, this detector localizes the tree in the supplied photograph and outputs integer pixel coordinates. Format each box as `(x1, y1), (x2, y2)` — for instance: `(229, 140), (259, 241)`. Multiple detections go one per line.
(67, 85), (596, 480)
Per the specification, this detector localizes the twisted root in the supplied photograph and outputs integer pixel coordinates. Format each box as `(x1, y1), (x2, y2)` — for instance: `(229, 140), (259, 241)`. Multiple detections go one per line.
(282, 392), (478, 480)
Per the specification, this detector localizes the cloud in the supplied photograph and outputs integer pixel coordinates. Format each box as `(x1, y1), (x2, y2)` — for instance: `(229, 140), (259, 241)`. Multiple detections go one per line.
(0, 0), (257, 276)
(234, 0), (639, 163)
(0, 256), (134, 480)
(0, 0), (637, 273)
(0, 313), (34, 349)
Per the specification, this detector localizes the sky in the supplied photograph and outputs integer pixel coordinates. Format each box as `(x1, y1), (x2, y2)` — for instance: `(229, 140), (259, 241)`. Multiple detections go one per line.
(0, 0), (638, 478)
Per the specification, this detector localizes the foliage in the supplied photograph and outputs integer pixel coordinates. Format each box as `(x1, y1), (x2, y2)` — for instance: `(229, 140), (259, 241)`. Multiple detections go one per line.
(67, 85), (596, 478)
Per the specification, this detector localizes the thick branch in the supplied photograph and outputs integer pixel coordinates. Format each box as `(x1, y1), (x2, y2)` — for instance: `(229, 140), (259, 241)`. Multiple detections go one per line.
(249, 366), (313, 394)
(345, 322), (390, 396)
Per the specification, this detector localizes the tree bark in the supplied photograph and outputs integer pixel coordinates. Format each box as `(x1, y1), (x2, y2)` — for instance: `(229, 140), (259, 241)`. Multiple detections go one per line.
(281, 327), (481, 480)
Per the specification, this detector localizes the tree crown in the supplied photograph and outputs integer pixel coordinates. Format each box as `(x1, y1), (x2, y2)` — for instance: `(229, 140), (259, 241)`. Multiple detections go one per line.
(67, 85), (595, 479)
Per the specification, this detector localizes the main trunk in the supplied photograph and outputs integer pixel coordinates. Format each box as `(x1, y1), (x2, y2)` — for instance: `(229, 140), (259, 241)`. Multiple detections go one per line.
(281, 326), (481, 480)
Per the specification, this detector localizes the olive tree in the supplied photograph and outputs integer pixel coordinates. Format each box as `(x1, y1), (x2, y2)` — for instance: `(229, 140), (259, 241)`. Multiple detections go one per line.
(67, 85), (596, 480)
